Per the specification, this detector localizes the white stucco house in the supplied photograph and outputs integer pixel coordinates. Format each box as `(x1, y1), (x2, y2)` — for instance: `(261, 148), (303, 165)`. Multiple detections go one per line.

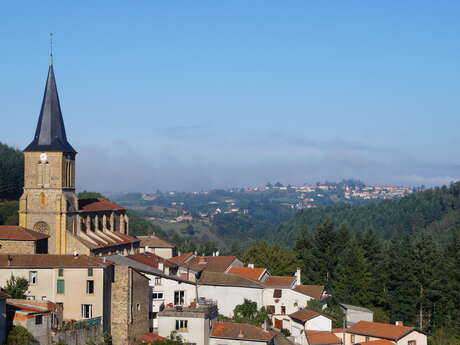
(197, 271), (265, 317)
(285, 309), (333, 345)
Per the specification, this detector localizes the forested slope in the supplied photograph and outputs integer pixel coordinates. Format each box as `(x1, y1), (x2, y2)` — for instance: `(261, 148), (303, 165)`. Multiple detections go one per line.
(276, 182), (460, 245)
(0, 142), (23, 201)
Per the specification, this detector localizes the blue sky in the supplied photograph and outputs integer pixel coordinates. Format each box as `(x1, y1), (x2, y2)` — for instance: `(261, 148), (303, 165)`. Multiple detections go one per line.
(1, 1), (460, 192)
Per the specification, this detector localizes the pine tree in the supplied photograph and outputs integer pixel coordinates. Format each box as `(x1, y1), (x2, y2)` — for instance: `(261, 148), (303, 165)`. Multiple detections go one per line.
(332, 238), (374, 307)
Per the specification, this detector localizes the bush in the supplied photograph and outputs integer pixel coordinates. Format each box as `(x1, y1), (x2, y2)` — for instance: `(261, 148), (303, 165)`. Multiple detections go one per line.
(6, 325), (33, 345)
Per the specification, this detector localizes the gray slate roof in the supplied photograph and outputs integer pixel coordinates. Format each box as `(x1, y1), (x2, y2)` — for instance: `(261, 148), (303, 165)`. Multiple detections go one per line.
(104, 254), (194, 284)
(25, 64), (76, 153)
(340, 303), (373, 313)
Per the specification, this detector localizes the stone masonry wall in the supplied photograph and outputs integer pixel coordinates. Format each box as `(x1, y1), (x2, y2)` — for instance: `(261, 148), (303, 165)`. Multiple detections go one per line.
(0, 240), (35, 254)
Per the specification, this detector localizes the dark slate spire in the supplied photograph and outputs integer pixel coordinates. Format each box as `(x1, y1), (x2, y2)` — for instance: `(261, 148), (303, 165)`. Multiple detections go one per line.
(24, 63), (76, 153)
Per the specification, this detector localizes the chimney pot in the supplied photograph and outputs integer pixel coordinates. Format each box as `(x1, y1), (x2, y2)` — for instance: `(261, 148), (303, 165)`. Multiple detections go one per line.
(248, 263), (254, 269)
(395, 321), (403, 326)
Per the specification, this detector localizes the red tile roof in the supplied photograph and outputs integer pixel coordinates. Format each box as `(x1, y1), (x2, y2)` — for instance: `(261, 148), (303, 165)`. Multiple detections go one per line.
(138, 332), (167, 343)
(198, 271), (265, 288)
(0, 226), (49, 241)
(305, 331), (341, 345)
(169, 252), (194, 265)
(263, 276), (296, 287)
(348, 321), (415, 340)
(78, 198), (125, 212)
(355, 340), (394, 345)
(228, 267), (267, 281)
(294, 285), (325, 299)
(137, 234), (175, 248)
(211, 322), (277, 341)
(128, 252), (177, 269)
(0, 254), (111, 268)
(289, 308), (330, 323)
(188, 256), (239, 272)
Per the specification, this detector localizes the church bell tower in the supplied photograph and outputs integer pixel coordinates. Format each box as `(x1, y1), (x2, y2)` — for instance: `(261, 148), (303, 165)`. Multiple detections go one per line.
(19, 60), (78, 254)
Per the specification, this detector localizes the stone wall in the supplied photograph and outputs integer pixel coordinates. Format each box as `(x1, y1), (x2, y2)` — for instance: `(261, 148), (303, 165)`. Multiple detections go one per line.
(111, 265), (149, 345)
(0, 240), (35, 254)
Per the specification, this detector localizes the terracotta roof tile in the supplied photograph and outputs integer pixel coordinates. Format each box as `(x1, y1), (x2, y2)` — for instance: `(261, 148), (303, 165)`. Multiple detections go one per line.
(228, 267), (267, 281)
(169, 252), (194, 265)
(211, 322), (277, 341)
(0, 226), (49, 241)
(0, 254), (111, 268)
(289, 308), (329, 323)
(198, 271), (264, 288)
(188, 256), (239, 272)
(138, 332), (167, 343)
(294, 285), (325, 299)
(355, 340), (394, 345)
(305, 331), (341, 345)
(348, 321), (415, 340)
(264, 276), (296, 288)
(128, 252), (177, 269)
(137, 235), (175, 248)
(78, 198), (125, 212)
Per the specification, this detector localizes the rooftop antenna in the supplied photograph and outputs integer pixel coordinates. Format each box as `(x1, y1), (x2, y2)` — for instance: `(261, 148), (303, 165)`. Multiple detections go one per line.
(49, 32), (53, 65)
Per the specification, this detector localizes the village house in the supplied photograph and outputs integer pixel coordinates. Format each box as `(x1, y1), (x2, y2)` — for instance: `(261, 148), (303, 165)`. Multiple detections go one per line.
(210, 321), (278, 345)
(286, 309), (333, 345)
(340, 304), (373, 327)
(6, 299), (57, 345)
(105, 254), (197, 331)
(197, 271), (265, 317)
(137, 234), (177, 259)
(334, 321), (427, 345)
(0, 226), (49, 254)
(0, 254), (112, 332)
(157, 301), (218, 345)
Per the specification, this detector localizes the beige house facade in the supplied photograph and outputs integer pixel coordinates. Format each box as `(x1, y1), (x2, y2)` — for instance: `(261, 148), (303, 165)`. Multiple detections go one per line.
(0, 254), (112, 332)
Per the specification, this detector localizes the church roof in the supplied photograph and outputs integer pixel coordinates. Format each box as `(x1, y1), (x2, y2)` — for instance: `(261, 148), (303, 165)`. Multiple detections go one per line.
(24, 64), (76, 153)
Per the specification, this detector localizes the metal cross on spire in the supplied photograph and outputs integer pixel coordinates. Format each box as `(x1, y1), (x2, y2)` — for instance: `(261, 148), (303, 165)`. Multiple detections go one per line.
(50, 33), (53, 65)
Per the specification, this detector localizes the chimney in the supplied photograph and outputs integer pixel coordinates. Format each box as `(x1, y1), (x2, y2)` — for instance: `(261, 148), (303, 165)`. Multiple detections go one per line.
(212, 252), (216, 257)
(73, 250), (79, 257)
(395, 321), (403, 326)
(238, 330), (244, 338)
(198, 257), (207, 265)
(7, 255), (12, 266)
(158, 262), (164, 272)
(248, 263), (254, 269)
(295, 267), (301, 286)
(216, 251), (220, 256)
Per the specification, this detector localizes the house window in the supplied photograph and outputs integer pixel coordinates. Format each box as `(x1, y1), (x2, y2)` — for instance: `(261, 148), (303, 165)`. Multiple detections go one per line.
(273, 289), (282, 298)
(26, 296), (35, 301)
(351, 335), (355, 343)
(366, 337), (370, 342)
(57, 279), (65, 294)
(86, 280), (94, 294)
(29, 271), (38, 285)
(267, 305), (275, 314)
(137, 304), (141, 311)
(175, 320), (188, 332)
(35, 315), (43, 325)
(81, 304), (92, 319)
(281, 306), (286, 314)
(174, 291), (185, 306)
(42, 296), (47, 301)
(58, 268), (64, 277)
(408, 341), (416, 345)
(88, 268), (93, 277)
(155, 277), (161, 286)
(152, 292), (164, 300)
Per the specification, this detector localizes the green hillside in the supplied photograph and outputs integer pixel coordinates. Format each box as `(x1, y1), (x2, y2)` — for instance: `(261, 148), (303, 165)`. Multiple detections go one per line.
(275, 182), (460, 245)
(0, 142), (23, 201)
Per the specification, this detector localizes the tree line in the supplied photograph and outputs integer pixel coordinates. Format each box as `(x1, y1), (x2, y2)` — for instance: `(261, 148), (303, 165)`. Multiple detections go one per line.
(243, 221), (460, 344)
